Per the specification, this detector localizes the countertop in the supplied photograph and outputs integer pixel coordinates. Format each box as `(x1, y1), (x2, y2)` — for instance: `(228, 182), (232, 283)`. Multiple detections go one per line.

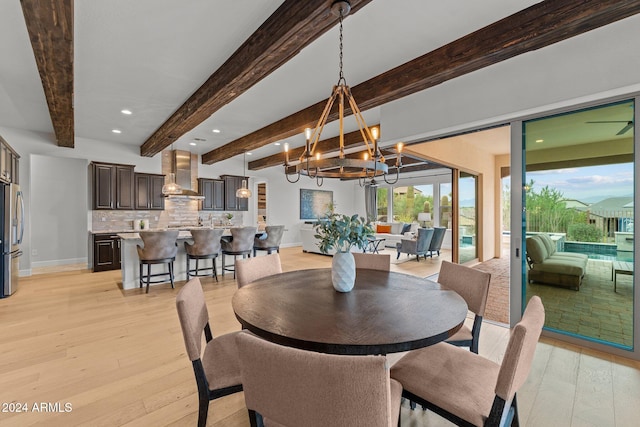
(90, 226), (221, 235)
(118, 230), (197, 240)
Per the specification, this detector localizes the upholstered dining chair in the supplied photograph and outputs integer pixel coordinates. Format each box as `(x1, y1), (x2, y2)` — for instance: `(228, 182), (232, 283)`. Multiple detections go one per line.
(253, 225), (285, 257)
(397, 227), (434, 261)
(438, 260), (491, 354)
(353, 252), (391, 271)
(236, 332), (403, 427)
(235, 253), (282, 288)
(427, 226), (447, 257)
(185, 228), (224, 282)
(221, 226), (257, 278)
(137, 230), (179, 293)
(391, 296), (545, 427)
(175, 278), (243, 427)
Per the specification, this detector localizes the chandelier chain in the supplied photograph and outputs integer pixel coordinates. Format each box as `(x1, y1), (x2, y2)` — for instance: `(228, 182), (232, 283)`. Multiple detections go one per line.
(338, 9), (345, 85)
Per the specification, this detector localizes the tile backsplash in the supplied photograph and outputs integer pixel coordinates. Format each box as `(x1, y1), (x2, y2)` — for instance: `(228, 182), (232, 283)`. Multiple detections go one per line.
(91, 199), (244, 232)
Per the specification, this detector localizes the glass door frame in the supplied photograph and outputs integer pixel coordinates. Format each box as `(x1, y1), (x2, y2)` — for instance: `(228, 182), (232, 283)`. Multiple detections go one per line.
(510, 94), (640, 360)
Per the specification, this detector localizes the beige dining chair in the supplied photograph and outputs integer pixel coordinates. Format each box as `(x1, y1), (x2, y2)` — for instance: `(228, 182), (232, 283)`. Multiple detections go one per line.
(353, 252), (391, 271)
(175, 278), (243, 427)
(235, 253), (282, 289)
(236, 331), (403, 427)
(391, 296), (544, 427)
(137, 230), (179, 293)
(438, 260), (491, 354)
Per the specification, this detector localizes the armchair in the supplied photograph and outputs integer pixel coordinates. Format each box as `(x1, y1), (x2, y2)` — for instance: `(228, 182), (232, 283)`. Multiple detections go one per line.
(396, 228), (434, 262)
(427, 226), (447, 257)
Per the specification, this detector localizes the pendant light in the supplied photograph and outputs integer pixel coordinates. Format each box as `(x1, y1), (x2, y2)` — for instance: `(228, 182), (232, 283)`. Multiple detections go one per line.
(236, 152), (252, 198)
(161, 172), (182, 196)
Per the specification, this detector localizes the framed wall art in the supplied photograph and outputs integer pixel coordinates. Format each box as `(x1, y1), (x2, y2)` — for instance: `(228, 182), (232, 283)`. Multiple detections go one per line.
(300, 189), (333, 220)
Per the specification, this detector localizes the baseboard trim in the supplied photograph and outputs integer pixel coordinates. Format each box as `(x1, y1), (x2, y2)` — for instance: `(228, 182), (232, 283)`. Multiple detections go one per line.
(31, 257), (88, 268)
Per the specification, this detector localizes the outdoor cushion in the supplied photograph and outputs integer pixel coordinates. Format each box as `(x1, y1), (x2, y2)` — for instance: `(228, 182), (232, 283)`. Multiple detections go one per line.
(538, 234), (557, 255)
(526, 235), (548, 264)
(535, 258), (585, 276)
(526, 236), (588, 290)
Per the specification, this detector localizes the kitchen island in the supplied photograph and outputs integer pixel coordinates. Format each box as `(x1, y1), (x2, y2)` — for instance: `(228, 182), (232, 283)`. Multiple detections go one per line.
(117, 229), (229, 290)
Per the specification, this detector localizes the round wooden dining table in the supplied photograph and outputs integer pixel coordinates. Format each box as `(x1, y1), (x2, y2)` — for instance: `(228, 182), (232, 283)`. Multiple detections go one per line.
(232, 268), (468, 355)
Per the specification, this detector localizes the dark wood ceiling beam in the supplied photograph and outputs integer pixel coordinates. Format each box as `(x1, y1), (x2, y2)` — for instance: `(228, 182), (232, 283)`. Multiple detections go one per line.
(248, 125), (379, 170)
(140, 0), (373, 157)
(202, 0), (640, 165)
(21, 0), (74, 148)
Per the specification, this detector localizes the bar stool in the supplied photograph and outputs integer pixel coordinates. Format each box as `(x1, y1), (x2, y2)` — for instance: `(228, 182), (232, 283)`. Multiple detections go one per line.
(185, 228), (223, 282)
(221, 226), (256, 278)
(137, 230), (179, 293)
(253, 225), (285, 257)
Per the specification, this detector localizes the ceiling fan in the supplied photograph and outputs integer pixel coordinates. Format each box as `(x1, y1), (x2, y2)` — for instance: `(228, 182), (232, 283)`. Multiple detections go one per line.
(586, 120), (634, 135)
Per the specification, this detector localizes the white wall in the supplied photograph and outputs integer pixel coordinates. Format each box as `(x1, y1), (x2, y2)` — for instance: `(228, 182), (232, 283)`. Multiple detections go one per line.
(30, 155), (88, 268)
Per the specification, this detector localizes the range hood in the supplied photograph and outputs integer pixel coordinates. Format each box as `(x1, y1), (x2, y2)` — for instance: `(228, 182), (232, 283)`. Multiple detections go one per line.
(164, 150), (204, 199)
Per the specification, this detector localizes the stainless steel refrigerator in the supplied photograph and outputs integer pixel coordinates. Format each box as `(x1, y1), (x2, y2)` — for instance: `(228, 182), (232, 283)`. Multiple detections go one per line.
(1, 183), (24, 297)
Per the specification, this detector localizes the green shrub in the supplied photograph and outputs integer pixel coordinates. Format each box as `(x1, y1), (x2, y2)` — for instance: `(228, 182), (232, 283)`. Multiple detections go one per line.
(567, 223), (602, 242)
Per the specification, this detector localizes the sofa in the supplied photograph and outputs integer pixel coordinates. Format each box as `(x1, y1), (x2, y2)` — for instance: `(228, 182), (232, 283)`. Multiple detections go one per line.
(525, 234), (588, 291)
(374, 222), (419, 248)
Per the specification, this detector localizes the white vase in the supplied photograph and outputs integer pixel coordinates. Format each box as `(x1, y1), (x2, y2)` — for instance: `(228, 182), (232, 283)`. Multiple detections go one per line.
(331, 251), (356, 292)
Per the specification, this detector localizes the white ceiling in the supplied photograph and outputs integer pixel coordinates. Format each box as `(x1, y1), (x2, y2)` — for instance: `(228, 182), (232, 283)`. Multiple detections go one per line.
(0, 0), (542, 161)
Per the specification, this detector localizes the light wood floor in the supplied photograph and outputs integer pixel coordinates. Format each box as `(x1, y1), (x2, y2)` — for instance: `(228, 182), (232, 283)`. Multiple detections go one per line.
(1, 247), (638, 426)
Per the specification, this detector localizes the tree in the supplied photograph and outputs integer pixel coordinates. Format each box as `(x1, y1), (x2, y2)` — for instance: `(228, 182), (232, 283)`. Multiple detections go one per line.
(525, 180), (586, 234)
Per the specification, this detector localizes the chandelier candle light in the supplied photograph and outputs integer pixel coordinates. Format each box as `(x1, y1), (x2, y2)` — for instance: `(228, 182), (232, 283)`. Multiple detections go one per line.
(284, 0), (402, 187)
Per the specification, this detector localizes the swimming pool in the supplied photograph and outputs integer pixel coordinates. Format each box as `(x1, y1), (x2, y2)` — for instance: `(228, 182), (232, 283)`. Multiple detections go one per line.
(563, 242), (633, 262)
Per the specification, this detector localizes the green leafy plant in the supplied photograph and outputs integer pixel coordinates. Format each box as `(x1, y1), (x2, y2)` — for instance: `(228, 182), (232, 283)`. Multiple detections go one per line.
(226, 213), (233, 220)
(314, 211), (374, 254)
(568, 223), (602, 243)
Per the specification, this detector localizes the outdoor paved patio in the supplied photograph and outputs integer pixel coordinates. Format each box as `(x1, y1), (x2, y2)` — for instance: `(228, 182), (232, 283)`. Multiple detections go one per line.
(527, 259), (633, 347)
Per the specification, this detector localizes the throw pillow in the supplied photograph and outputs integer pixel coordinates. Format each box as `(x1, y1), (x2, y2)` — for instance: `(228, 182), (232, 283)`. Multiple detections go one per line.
(376, 224), (391, 233)
(401, 223), (411, 234)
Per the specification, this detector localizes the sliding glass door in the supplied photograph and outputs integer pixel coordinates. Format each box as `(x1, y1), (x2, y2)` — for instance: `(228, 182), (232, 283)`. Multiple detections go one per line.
(458, 172), (478, 264)
(522, 99), (634, 348)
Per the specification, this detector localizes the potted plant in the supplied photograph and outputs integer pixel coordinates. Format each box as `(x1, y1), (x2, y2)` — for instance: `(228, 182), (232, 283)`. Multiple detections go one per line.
(314, 211), (374, 292)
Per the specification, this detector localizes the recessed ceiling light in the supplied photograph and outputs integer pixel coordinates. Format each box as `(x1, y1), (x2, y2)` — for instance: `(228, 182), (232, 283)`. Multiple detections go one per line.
(274, 142), (281, 146)
(247, 152), (252, 155)
(189, 142), (197, 146)
(535, 139), (544, 143)
(121, 109), (132, 115)
(212, 129), (221, 133)
(112, 129), (121, 134)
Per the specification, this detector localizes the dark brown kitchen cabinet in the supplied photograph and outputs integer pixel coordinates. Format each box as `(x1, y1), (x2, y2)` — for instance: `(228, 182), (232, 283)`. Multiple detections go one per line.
(0, 136), (19, 184)
(198, 178), (225, 211)
(135, 173), (165, 210)
(221, 175), (248, 211)
(93, 234), (121, 272)
(92, 162), (135, 210)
